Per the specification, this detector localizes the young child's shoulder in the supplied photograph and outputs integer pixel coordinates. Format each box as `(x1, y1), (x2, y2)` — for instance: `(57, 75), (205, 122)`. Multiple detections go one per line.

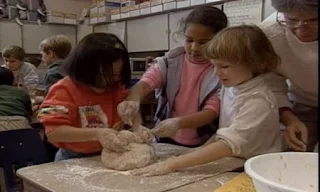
(226, 76), (278, 108)
(23, 61), (38, 70)
(20, 61), (39, 76)
(0, 85), (29, 99)
(49, 76), (73, 90)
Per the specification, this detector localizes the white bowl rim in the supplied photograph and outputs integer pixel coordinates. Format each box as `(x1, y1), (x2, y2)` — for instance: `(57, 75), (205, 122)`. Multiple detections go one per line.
(244, 152), (318, 192)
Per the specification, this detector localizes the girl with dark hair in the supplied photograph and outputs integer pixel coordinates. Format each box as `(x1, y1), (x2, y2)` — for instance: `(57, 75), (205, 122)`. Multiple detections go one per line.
(118, 6), (227, 148)
(38, 33), (132, 161)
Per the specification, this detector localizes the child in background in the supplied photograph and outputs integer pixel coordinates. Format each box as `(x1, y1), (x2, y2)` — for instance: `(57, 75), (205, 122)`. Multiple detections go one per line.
(0, 67), (32, 131)
(38, 33), (132, 161)
(131, 25), (284, 176)
(39, 35), (72, 91)
(118, 6), (227, 147)
(24, 57), (46, 87)
(1, 45), (39, 89)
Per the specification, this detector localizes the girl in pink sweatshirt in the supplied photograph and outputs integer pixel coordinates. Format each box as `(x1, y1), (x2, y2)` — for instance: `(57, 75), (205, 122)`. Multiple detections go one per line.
(117, 6), (227, 147)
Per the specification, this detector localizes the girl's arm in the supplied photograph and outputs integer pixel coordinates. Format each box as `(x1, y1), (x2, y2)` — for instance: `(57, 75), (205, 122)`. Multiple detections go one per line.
(131, 140), (232, 176)
(177, 109), (218, 129)
(178, 93), (220, 129)
(46, 126), (114, 143)
(126, 81), (154, 103)
(169, 140), (232, 170)
(126, 63), (164, 103)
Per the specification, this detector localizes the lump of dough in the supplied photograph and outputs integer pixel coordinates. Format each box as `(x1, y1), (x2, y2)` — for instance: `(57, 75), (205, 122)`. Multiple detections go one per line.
(101, 143), (156, 171)
(100, 130), (156, 171)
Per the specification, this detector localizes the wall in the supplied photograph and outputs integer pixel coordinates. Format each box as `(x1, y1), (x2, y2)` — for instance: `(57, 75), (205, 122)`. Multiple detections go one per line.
(262, 0), (275, 20)
(44, 0), (92, 18)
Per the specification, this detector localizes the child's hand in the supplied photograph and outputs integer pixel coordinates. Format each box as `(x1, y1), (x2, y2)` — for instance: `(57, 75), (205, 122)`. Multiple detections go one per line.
(117, 101), (140, 126)
(133, 125), (154, 144)
(97, 129), (128, 152)
(151, 118), (180, 138)
(130, 160), (175, 177)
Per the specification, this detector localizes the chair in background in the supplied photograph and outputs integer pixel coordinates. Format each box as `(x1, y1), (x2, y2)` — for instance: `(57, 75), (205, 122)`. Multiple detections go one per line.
(0, 129), (49, 192)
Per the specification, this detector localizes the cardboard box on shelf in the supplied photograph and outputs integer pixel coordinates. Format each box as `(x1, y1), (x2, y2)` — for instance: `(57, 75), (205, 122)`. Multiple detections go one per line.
(176, 0), (190, 8)
(206, 0), (223, 3)
(90, 3), (98, 18)
(7, 6), (18, 20)
(47, 11), (65, 23)
(98, 2), (121, 20)
(190, 0), (205, 5)
(110, 8), (121, 20)
(27, 0), (40, 10)
(139, 1), (151, 15)
(129, 4), (140, 17)
(150, 0), (163, 13)
(64, 13), (77, 25)
(120, 6), (130, 18)
(151, 0), (162, 6)
(121, 0), (136, 7)
(98, 11), (108, 22)
(97, 0), (105, 7)
(162, 0), (176, 10)
(90, 17), (98, 24)
(27, 11), (38, 21)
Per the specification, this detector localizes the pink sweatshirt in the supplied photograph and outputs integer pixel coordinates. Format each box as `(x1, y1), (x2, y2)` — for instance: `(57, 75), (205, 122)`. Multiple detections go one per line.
(141, 54), (220, 145)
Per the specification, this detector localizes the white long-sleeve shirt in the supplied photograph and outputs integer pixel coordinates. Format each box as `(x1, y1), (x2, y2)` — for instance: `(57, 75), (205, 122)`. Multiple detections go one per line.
(260, 12), (318, 107)
(216, 75), (283, 159)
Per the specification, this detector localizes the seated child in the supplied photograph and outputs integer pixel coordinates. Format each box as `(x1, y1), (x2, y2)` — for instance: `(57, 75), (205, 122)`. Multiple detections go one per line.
(24, 57), (46, 89)
(38, 33), (132, 161)
(2, 45), (40, 89)
(0, 67), (32, 131)
(131, 25), (284, 176)
(39, 35), (72, 91)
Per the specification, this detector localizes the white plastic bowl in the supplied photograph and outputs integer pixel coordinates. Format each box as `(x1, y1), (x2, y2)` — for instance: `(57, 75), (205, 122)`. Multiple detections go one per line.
(245, 152), (318, 192)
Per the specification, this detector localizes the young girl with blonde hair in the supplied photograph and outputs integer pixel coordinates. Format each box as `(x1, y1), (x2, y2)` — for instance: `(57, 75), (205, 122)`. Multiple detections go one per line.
(131, 25), (284, 176)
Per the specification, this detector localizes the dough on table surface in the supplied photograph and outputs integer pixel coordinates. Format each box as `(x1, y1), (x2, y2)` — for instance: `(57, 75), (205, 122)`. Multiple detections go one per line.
(100, 129), (156, 171)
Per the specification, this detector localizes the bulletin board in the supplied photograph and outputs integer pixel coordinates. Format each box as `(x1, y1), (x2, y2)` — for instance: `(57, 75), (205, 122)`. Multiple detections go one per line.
(224, 0), (264, 26)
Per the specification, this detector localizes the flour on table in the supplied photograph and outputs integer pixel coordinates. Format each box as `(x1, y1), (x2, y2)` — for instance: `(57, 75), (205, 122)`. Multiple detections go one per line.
(100, 129), (156, 171)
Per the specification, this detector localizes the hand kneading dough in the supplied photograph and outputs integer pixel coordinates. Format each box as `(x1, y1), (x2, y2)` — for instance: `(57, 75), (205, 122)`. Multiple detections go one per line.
(101, 130), (156, 171)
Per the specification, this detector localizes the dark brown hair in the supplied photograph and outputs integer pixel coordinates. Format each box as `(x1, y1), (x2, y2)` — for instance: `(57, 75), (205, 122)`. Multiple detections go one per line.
(179, 6), (228, 34)
(64, 33), (131, 88)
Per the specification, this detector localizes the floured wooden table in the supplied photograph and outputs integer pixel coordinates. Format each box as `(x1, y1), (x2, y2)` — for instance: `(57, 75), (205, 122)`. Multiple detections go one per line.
(17, 143), (244, 192)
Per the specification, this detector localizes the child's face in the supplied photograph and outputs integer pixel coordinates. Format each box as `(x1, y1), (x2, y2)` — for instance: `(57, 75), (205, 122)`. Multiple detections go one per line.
(212, 60), (253, 87)
(96, 60), (123, 88)
(184, 24), (215, 63)
(40, 50), (54, 65)
(3, 57), (23, 71)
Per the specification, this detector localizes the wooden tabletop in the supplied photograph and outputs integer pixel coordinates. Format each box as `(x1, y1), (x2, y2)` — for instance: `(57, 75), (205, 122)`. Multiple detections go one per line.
(17, 143), (245, 192)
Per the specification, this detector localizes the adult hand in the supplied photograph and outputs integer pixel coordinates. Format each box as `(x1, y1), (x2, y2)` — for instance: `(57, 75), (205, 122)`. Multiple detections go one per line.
(284, 120), (308, 152)
(117, 101), (140, 126)
(130, 160), (175, 177)
(151, 118), (180, 138)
